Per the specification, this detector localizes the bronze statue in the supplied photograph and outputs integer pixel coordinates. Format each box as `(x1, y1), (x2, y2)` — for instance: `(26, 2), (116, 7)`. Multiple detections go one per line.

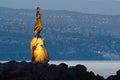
(33, 7), (42, 37)
(30, 7), (49, 63)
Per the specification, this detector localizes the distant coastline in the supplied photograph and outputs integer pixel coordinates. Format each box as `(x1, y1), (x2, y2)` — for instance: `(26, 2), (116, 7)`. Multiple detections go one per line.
(0, 7), (120, 60)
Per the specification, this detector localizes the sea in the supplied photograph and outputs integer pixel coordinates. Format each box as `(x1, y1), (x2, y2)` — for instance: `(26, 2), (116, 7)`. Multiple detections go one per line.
(0, 60), (120, 79)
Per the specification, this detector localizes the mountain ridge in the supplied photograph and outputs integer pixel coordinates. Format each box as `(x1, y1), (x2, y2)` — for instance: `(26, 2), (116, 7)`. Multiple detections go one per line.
(0, 7), (120, 60)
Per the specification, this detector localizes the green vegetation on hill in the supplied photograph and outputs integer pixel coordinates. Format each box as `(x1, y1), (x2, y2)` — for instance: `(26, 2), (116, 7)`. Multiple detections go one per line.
(0, 7), (120, 60)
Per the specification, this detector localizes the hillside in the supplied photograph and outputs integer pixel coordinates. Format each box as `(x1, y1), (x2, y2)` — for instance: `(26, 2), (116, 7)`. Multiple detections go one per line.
(0, 7), (120, 60)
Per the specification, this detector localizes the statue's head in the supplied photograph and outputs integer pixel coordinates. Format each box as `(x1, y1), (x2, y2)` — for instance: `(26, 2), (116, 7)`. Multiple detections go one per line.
(36, 7), (40, 12)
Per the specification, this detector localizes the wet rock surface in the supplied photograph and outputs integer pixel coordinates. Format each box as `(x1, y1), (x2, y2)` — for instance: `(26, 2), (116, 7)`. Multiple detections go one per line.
(0, 60), (119, 80)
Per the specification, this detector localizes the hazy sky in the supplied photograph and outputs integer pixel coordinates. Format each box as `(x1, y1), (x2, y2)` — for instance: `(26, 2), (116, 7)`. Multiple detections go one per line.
(0, 0), (120, 15)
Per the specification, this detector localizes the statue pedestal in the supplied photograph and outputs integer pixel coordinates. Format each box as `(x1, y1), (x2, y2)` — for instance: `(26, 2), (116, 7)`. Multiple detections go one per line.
(30, 37), (49, 63)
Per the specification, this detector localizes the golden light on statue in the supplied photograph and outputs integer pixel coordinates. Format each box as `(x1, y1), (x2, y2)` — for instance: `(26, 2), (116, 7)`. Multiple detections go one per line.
(30, 7), (49, 63)
(30, 37), (49, 63)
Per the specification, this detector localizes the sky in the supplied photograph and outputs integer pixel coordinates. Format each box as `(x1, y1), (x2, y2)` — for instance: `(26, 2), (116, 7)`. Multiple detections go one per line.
(0, 0), (120, 15)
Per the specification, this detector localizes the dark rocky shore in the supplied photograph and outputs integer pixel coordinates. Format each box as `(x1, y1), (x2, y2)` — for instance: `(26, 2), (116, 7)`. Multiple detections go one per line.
(0, 60), (119, 80)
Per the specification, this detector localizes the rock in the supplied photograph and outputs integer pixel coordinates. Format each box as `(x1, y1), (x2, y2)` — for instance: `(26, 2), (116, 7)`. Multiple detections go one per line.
(0, 61), (120, 80)
(106, 70), (120, 80)
(117, 70), (120, 78)
(30, 37), (49, 63)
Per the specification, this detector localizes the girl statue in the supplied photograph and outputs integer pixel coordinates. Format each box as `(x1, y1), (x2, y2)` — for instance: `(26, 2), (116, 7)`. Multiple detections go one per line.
(33, 7), (42, 37)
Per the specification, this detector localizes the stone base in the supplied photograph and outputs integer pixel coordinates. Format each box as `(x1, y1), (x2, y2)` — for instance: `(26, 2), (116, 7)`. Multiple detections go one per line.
(30, 37), (49, 63)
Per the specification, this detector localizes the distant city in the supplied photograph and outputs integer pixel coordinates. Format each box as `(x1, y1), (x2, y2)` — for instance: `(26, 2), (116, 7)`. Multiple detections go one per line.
(0, 7), (120, 60)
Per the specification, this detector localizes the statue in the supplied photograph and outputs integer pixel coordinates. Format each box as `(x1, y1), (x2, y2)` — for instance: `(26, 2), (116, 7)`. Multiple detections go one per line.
(33, 7), (42, 37)
(30, 7), (49, 63)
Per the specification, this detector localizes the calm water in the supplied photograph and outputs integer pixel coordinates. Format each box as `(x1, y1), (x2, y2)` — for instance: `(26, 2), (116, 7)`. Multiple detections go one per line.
(49, 61), (120, 78)
(0, 61), (120, 78)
